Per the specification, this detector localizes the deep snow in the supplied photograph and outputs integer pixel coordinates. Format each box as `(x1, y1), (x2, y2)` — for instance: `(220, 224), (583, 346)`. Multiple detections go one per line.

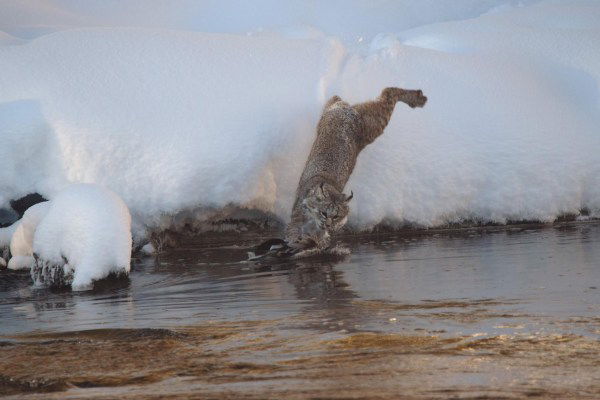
(0, 0), (599, 238)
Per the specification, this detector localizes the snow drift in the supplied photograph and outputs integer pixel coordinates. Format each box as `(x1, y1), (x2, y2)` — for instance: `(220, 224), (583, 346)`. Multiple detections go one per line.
(0, 0), (599, 238)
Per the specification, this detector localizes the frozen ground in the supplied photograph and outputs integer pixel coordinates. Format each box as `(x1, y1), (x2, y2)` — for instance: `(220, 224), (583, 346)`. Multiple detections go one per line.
(0, 0), (599, 239)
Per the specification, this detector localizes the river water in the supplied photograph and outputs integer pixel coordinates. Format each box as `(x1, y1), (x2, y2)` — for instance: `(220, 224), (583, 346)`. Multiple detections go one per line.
(1, 222), (600, 399)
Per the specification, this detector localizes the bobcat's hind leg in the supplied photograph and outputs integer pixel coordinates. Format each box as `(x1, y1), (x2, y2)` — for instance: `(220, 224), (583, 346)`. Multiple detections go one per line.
(353, 87), (427, 146)
(381, 87), (427, 109)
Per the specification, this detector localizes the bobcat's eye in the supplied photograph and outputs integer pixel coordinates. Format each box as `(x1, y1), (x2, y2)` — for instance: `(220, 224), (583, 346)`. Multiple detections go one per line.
(320, 211), (327, 218)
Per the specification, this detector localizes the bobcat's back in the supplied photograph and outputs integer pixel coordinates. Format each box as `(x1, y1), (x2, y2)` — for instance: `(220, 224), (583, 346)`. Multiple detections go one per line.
(296, 101), (362, 200)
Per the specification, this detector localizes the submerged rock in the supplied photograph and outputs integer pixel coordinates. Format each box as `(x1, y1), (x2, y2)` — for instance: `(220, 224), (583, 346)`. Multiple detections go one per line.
(30, 257), (74, 289)
(10, 193), (47, 219)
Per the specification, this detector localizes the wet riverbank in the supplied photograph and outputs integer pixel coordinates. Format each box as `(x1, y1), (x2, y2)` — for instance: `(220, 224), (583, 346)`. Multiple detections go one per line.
(2, 222), (600, 398)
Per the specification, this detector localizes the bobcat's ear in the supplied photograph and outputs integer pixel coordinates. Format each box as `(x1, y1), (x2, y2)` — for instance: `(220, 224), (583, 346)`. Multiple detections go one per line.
(324, 95), (342, 111)
(345, 190), (353, 202)
(316, 182), (327, 200)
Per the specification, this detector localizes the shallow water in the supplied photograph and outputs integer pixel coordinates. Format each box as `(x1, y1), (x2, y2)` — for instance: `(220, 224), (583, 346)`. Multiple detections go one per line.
(2, 222), (600, 398)
(2, 223), (600, 337)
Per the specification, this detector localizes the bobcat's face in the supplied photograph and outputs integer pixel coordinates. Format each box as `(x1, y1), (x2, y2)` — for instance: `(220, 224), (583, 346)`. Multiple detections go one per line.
(302, 183), (352, 233)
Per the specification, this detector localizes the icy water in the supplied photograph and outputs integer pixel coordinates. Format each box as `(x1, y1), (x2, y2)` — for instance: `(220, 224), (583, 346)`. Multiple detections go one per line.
(1, 222), (600, 399)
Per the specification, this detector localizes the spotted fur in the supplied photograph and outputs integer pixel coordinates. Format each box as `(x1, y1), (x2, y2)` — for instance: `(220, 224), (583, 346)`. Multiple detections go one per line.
(285, 87), (427, 249)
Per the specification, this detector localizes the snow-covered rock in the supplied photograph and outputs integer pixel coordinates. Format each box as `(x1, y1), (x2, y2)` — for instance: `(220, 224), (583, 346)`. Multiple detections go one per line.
(31, 184), (132, 291)
(0, 184), (132, 290)
(0, 1), (599, 236)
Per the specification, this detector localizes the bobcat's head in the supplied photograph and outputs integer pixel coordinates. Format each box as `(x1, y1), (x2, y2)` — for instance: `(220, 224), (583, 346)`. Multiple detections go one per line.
(302, 183), (353, 233)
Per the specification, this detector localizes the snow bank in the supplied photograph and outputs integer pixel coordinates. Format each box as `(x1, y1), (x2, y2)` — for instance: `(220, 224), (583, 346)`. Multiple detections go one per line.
(0, 0), (540, 44)
(344, 1), (600, 226)
(0, 1), (599, 236)
(32, 184), (132, 290)
(0, 28), (338, 236)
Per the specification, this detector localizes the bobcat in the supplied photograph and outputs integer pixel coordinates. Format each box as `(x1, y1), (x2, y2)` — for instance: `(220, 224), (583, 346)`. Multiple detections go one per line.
(285, 87), (427, 250)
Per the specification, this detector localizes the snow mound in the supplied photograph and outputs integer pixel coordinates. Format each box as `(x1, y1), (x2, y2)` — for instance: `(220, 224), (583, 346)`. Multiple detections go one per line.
(0, 221), (18, 250)
(7, 202), (50, 270)
(0, 1), (599, 236)
(29, 184), (132, 290)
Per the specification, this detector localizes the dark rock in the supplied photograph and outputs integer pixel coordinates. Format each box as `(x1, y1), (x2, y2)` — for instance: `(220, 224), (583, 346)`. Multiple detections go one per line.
(10, 193), (47, 218)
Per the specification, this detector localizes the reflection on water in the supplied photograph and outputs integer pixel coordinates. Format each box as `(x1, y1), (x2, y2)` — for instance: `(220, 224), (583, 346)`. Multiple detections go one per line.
(2, 222), (600, 399)
(1, 223), (600, 337)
